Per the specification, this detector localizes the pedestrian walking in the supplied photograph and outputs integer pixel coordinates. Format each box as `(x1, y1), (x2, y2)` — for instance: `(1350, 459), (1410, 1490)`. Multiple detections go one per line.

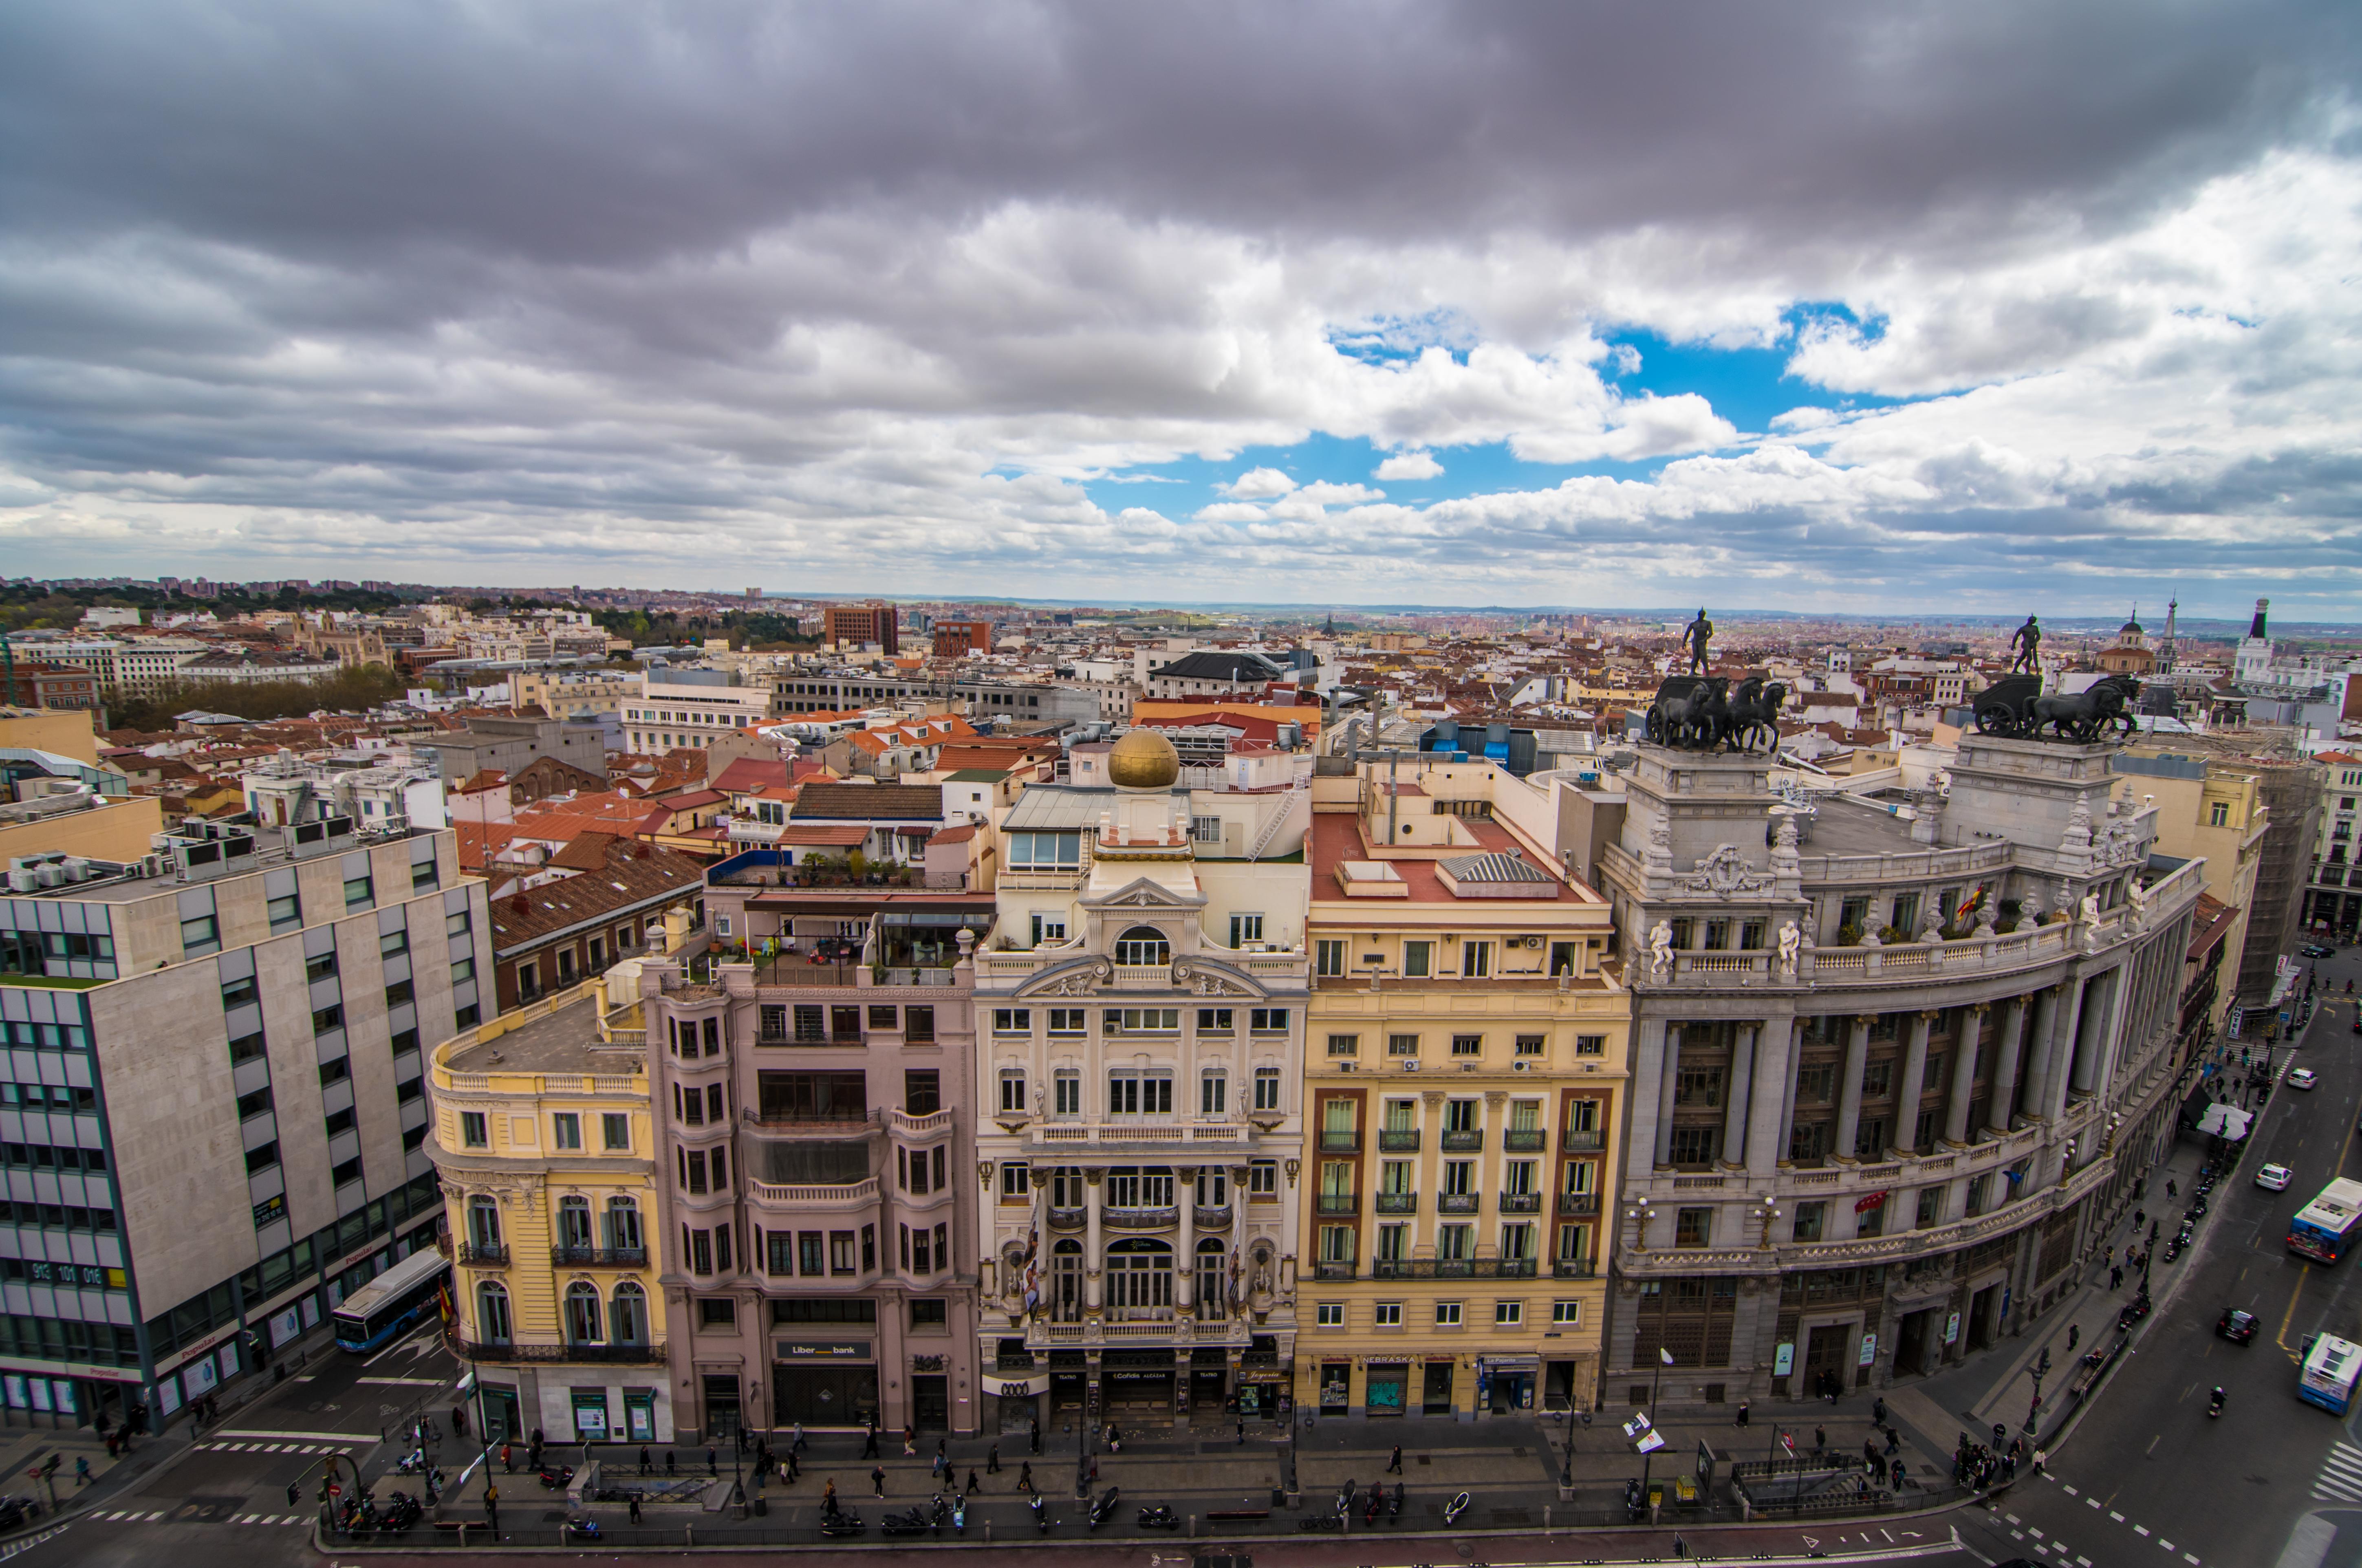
(1236, 1416), (1245, 1445)
(1736, 1400), (1750, 1428)
(104, 1431), (119, 1460)
(2167, 1180), (2177, 1198)
(453, 1403), (469, 1440)
(484, 1482), (500, 1535)
(1872, 1396), (1886, 1426)
(903, 1423), (917, 1456)
(2111, 1265), (2123, 1291)
(71, 1458), (89, 1489)
(1814, 1425), (1827, 1456)
(2068, 1323), (2080, 1351)
(628, 1495), (642, 1524)
(793, 1421), (807, 1455)
(2031, 1447), (2047, 1474)
(823, 1479), (839, 1518)
(1889, 1457), (1905, 1491)
(1885, 1427), (1899, 1457)
(987, 1442), (1001, 1473)
(1018, 1461), (1035, 1494)
(707, 1445), (718, 1476)
(1031, 1416), (1041, 1454)
(787, 1450), (800, 1483)
(1387, 1445), (1403, 1474)
(863, 1425), (880, 1460)
(966, 1469), (980, 1495)
(666, 1449), (677, 1474)
(872, 1465), (886, 1499)
(501, 1441), (513, 1473)
(638, 1444), (651, 1475)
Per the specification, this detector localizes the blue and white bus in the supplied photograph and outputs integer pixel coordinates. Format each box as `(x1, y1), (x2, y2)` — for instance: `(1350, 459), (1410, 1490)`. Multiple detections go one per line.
(2300, 1334), (2362, 1415)
(332, 1249), (450, 1354)
(2288, 1179), (2362, 1265)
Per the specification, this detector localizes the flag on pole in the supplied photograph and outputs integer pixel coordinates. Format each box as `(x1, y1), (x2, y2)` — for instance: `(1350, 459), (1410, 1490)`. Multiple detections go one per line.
(1659, 1347), (1674, 1366)
(1781, 1431), (1796, 1457)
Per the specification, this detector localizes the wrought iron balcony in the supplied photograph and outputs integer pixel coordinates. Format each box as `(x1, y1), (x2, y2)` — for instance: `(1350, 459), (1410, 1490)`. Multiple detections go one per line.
(1499, 1192), (1541, 1214)
(1375, 1191), (1418, 1214)
(1503, 1130), (1546, 1152)
(1441, 1130), (1484, 1152)
(549, 1246), (648, 1268)
(1438, 1193), (1478, 1215)
(1313, 1261), (1357, 1281)
(1379, 1130), (1421, 1152)
(1556, 1192), (1601, 1218)
(1315, 1194), (1360, 1217)
(456, 1243), (507, 1266)
(1193, 1204), (1233, 1229)
(1552, 1258), (1597, 1278)
(1562, 1128), (1605, 1152)
(1105, 1206), (1179, 1231)
(1318, 1131), (1361, 1153)
(453, 1337), (665, 1365)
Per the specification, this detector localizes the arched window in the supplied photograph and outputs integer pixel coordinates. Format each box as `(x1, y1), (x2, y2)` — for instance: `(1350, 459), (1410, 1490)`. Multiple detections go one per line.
(609, 1281), (648, 1345)
(605, 1196), (643, 1255)
(1114, 926), (1170, 967)
(564, 1282), (604, 1345)
(467, 1195), (502, 1250)
(1106, 1237), (1173, 1319)
(1051, 1238), (1084, 1324)
(475, 1282), (511, 1345)
(1196, 1238), (1230, 1321)
(557, 1196), (593, 1253)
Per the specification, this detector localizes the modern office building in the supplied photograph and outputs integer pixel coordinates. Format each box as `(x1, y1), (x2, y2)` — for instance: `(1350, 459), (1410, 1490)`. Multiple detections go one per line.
(970, 729), (1311, 1433)
(1298, 758), (1630, 1421)
(1596, 729), (2206, 1409)
(642, 859), (991, 1438)
(0, 805), (483, 1430)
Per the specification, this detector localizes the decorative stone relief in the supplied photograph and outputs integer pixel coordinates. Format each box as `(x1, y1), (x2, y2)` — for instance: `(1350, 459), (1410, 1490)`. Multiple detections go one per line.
(1677, 843), (1776, 898)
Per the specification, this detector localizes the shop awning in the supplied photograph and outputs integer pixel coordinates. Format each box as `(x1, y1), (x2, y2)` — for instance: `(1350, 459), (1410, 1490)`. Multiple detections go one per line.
(2197, 1103), (2254, 1140)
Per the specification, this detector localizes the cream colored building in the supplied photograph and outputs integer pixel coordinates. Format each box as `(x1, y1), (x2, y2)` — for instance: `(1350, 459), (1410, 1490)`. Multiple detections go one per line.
(512, 669), (636, 723)
(2114, 747), (2267, 1032)
(1299, 759), (1629, 1420)
(428, 977), (668, 1443)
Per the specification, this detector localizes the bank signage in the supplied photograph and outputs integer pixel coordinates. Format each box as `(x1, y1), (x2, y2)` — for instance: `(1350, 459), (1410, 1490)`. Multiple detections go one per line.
(776, 1341), (872, 1360)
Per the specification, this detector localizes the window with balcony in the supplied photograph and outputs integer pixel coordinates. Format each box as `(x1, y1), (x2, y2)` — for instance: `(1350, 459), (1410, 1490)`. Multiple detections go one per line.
(1108, 1071), (1174, 1116)
(1853, 1118), (1888, 1158)
(1318, 1226), (1355, 1263)
(1053, 1070), (1082, 1116)
(756, 1070), (867, 1122)
(1115, 927), (1172, 967)
(1201, 1070), (1226, 1116)
(1377, 1223), (1408, 1261)
(1106, 1238), (1172, 1317)
(475, 1282), (511, 1345)
(1320, 1098), (1357, 1149)
(467, 1196), (501, 1250)
(1443, 1099), (1478, 1133)
(904, 1070), (940, 1115)
(606, 1198), (643, 1253)
(558, 1196), (593, 1252)
(1437, 1224), (1472, 1261)
(1442, 1160), (1473, 1198)
(1106, 1169), (1175, 1209)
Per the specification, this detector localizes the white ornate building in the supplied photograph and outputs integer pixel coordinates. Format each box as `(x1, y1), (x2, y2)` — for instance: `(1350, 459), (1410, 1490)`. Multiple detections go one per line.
(970, 729), (1311, 1431)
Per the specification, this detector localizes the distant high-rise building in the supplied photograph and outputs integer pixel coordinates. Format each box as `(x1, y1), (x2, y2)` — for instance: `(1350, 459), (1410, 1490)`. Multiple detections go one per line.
(822, 602), (899, 654)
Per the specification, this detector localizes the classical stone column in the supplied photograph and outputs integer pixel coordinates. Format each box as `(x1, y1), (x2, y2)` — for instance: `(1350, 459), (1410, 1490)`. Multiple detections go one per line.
(1629, 1017), (1670, 1179)
(1833, 1015), (1871, 1163)
(2045, 980), (2089, 1121)
(1893, 1011), (1934, 1155)
(1986, 995), (2028, 1136)
(1654, 1024), (1683, 1169)
(1176, 1166), (1196, 1309)
(1085, 1168), (1105, 1311)
(2019, 987), (2061, 1122)
(1748, 1019), (1800, 1176)
(2065, 976), (2102, 1099)
(1943, 1006), (1983, 1145)
(1721, 1024), (1756, 1167)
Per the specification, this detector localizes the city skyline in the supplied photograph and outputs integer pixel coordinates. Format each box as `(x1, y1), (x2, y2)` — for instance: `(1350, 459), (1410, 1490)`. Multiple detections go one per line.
(1, 4), (2357, 615)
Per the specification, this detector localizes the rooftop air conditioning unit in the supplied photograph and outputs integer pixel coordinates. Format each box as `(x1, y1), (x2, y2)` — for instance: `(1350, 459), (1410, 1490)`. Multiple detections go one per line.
(1401, 1060), (1421, 1072)
(1336, 1061), (1355, 1072)
(1512, 1060), (1531, 1072)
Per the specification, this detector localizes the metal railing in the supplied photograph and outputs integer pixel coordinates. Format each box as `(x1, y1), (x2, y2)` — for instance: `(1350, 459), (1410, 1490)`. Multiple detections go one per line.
(452, 1338), (665, 1365)
(1556, 1192), (1601, 1217)
(456, 1243), (507, 1266)
(1503, 1130), (1546, 1152)
(1438, 1193), (1478, 1214)
(1562, 1128), (1604, 1151)
(1441, 1130), (1484, 1152)
(1375, 1191), (1418, 1214)
(1315, 1194), (1359, 1217)
(1499, 1192), (1541, 1214)
(1318, 1131), (1360, 1152)
(1378, 1130), (1421, 1152)
(549, 1246), (648, 1267)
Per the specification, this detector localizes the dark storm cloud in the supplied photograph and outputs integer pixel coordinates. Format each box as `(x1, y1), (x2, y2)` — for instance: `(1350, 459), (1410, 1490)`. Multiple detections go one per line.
(0, 1), (2355, 610)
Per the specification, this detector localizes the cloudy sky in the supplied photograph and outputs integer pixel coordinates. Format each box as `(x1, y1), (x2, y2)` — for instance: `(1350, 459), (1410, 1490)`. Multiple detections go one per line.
(2, 2), (2358, 618)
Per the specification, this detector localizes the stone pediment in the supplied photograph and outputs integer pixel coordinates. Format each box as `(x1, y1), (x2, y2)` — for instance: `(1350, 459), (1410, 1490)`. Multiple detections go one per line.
(1080, 875), (1208, 911)
(1013, 958), (1113, 998)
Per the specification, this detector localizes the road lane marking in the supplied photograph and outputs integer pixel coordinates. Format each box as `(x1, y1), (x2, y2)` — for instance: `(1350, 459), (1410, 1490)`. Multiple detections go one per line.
(2088, 1497), (2103, 1509)
(209, 1428), (366, 1442)
(2112, 1511), (2126, 1521)
(2137, 1525), (2152, 1536)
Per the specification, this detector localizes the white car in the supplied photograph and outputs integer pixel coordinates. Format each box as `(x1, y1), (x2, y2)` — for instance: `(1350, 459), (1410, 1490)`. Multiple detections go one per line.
(2289, 1068), (2320, 1091)
(2256, 1163), (2295, 1191)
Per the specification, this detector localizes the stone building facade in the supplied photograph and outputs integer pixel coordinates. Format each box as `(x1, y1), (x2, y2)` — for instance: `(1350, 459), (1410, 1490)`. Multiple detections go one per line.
(1597, 733), (2205, 1409)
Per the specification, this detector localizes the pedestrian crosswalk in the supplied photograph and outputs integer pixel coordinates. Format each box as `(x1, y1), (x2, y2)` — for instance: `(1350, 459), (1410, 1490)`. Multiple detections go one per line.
(2313, 1440), (2362, 1501)
(89, 1509), (306, 1527)
(196, 1438), (359, 1455)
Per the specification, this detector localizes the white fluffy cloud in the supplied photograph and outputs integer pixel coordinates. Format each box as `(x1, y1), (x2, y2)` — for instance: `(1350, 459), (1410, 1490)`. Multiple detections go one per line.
(0, 4), (2353, 616)
(1374, 451), (1444, 480)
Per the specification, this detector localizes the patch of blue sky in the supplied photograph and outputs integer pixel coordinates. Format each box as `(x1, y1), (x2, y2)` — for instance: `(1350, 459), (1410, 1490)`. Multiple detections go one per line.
(1598, 300), (1902, 438)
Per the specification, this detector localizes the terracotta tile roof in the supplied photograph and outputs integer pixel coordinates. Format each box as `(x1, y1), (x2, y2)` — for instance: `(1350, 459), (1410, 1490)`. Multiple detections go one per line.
(456, 821), (518, 870)
(793, 783), (944, 820)
(489, 841), (707, 954)
(710, 757), (791, 795)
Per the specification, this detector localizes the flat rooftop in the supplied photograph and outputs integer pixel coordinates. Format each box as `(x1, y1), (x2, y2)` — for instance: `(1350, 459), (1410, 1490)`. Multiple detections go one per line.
(20, 821), (436, 903)
(444, 992), (621, 1075)
(1801, 796), (1924, 857)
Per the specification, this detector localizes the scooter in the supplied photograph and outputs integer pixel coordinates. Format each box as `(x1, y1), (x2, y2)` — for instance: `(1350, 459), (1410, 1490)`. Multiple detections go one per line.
(536, 1464), (574, 1491)
(880, 1506), (933, 1537)
(562, 1515), (602, 1543)
(952, 1493), (966, 1534)
(394, 1446), (431, 1475)
(2208, 1387), (2225, 1419)
(1443, 1490), (1472, 1526)
(931, 1493), (952, 1533)
(1137, 1504), (1183, 1530)
(1390, 1482), (1404, 1521)
(1089, 1485), (1122, 1530)
(1365, 1486), (1384, 1526)
(1624, 1479), (1646, 1522)
(818, 1509), (866, 1538)
(1030, 1493), (1058, 1535)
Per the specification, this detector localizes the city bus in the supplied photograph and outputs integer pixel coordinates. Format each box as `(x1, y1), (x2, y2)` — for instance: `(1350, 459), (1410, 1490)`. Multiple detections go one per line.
(332, 1249), (451, 1354)
(2300, 1334), (2362, 1415)
(2287, 1178), (2362, 1264)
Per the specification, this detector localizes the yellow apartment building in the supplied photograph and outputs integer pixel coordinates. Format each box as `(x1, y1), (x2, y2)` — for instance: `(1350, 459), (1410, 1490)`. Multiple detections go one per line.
(429, 976), (671, 1443)
(1299, 758), (1630, 1422)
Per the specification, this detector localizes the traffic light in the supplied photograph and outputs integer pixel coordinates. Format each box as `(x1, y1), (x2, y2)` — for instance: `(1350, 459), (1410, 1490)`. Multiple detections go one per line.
(286, 1481), (302, 1508)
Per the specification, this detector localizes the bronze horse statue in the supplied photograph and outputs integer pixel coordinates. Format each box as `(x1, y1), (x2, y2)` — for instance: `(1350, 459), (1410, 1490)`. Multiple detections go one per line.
(1724, 676), (1788, 753)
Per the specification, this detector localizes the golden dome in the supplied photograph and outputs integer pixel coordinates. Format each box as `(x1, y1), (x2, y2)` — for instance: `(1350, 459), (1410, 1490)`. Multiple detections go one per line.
(1107, 727), (1181, 789)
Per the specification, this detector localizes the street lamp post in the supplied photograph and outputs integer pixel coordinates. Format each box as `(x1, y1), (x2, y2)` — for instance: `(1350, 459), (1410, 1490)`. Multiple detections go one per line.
(2023, 1346), (2050, 1438)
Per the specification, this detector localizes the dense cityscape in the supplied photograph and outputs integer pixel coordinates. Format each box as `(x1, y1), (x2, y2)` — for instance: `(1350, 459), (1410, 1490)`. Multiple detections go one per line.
(6, 6), (2360, 1568)
(0, 574), (2358, 1568)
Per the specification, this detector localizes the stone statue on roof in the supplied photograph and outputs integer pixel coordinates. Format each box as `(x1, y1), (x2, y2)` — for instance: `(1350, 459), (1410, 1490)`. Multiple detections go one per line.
(1681, 608), (1713, 674)
(2007, 615), (2043, 674)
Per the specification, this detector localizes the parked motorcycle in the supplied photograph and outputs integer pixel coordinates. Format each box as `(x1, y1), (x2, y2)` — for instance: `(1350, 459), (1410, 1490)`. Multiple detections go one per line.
(1089, 1486), (1122, 1530)
(1443, 1490), (1472, 1526)
(818, 1509), (866, 1538)
(562, 1515), (602, 1542)
(952, 1493), (966, 1534)
(1137, 1504), (1183, 1530)
(880, 1506), (934, 1537)
(535, 1464), (574, 1491)
(1624, 1479), (1646, 1522)
(1390, 1482), (1404, 1520)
